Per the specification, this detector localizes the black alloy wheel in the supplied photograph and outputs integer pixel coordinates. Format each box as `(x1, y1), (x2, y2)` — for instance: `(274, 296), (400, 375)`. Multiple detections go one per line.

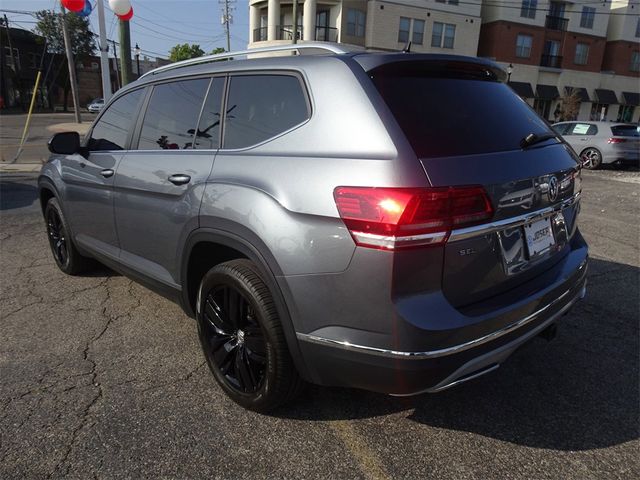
(197, 260), (302, 412)
(202, 285), (267, 393)
(46, 206), (69, 268)
(44, 197), (91, 275)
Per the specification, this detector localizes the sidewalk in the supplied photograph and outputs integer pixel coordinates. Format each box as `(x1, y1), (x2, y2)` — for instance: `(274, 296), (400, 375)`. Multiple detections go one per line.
(1, 119), (89, 172)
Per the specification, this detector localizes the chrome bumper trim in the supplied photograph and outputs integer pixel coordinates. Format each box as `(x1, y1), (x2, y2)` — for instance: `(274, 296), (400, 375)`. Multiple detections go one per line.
(297, 265), (586, 360)
(449, 191), (581, 242)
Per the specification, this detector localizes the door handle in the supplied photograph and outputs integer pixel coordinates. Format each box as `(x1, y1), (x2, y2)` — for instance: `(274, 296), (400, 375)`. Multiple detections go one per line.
(168, 174), (191, 186)
(100, 169), (114, 178)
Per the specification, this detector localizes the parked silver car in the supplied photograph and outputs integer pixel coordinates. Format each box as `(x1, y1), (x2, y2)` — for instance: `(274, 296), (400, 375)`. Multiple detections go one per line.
(552, 121), (640, 169)
(87, 98), (104, 113)
(40, 44), (587, 412)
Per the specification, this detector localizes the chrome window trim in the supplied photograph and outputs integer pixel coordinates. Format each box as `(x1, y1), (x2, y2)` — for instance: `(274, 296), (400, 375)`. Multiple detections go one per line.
(448, 191), (581, 242)
(296, 265), (586, 360)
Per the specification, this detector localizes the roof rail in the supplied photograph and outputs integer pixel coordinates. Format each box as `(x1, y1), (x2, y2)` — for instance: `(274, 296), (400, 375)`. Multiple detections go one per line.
(140, 43), (351, 80)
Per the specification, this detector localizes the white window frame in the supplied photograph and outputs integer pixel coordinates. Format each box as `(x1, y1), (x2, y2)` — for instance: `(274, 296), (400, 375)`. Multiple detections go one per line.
(516, 34), (532, 58)
(347, 9), (366, 38)
(574, 43), (589, 65)
(520, 0), (537, 19)
(580, 7), (595, 29)
(398, 17), (410, 43)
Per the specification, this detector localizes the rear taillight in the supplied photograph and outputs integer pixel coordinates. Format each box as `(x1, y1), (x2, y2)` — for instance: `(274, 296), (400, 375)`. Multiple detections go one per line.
(333, 186), (493, 250)
(607, 137), (627, 144)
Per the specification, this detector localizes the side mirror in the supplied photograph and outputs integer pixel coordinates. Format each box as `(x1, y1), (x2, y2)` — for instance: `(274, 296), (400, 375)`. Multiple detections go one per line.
(48, 132), (80, 155)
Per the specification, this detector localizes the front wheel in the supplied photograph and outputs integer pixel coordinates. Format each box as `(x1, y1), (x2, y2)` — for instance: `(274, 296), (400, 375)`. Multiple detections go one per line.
(44, 197), (92, 275)
(580, 147), (602, 170)
(197, 259), (301, 412)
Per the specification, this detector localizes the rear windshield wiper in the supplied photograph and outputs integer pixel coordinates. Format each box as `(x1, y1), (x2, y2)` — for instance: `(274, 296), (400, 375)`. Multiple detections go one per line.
(520, 132), (559, 149)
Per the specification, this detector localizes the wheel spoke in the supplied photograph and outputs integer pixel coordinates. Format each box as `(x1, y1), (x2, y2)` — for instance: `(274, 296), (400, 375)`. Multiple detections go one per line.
(204, 295), (231, 335)
(212, 337), (236, 372)
(235, 346), (256, 392)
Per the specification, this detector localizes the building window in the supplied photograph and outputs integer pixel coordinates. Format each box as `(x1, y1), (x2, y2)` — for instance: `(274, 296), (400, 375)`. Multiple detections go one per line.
(516, 34), (533, 58)
(432, 22), (455, 48)
(28, 53), (41, 69)
(347, 9), (366, 37)
(4, 47), (20, 70)
(412, 19), (425, 45)
(617, 105), (635, 123)
(580, 7), (595, 29)
(520, 0), (537, 19)
(631, 51), (640, 72)
(636, 18), (640, 37)
(590, 103), (609, 121)
(534, 99), (552, 120)
(398, 17), (410, 43)
(574, 43), (589, 65)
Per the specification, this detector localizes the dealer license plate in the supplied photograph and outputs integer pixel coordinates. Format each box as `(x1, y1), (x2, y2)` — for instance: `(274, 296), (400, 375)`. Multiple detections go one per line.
(524, 217), (555, 257)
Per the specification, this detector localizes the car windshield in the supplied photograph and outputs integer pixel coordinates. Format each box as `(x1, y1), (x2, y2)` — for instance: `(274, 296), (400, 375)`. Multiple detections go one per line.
(611, 125), (639, 137)
(371, 64), (554, 158)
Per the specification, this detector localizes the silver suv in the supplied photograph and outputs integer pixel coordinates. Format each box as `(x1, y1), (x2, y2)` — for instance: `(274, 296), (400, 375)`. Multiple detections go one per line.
(40, 44), (588, 412)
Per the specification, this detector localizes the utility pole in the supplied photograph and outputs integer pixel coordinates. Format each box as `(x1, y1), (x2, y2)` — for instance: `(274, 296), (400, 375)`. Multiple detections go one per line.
(219, 0), (235, 52)
(111, 40), (121, 90)
(96, 0), (113, 102)
(3, 14), (22, 108)
(118, 20), (133, 86)
(60, 6), (82, 123)
(292, 0), (298, 44)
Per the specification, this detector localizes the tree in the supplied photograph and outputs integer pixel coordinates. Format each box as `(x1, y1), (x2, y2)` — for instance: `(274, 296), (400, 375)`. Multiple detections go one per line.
(210, 47), (225, 55)
(169, 44), (205, 62)
(35, 10), (96, 111)
(557, 89), (582, 122)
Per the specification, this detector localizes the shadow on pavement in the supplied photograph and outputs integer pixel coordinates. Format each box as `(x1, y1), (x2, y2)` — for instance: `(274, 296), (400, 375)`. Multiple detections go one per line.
(0, 176), (38, 211)
(282, 258), (639, 452)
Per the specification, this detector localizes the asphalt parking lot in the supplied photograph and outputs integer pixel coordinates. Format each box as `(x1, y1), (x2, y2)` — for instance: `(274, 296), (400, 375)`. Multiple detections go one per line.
(1, 169), (638, 479)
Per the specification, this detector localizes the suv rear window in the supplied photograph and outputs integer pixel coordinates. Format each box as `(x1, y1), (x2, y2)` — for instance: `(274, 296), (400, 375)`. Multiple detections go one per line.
(611, 125), (639, 137)
(371, 66), (552, 158)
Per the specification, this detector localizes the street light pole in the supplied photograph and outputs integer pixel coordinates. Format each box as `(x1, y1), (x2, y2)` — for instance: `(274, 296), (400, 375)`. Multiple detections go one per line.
(134, 43), (141, 78)
(507, 63), (513, 82)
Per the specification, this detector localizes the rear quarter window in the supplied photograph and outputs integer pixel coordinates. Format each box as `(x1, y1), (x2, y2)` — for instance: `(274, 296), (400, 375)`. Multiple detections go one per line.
(223, 74), (309, 149)
(611, 125), (640, 137)
(571, 123), (597, 135)
(371, 69), (552, 158)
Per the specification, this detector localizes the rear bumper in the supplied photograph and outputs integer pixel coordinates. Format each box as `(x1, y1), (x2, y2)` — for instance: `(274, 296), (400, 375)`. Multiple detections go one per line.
(290, 233), (588, 395)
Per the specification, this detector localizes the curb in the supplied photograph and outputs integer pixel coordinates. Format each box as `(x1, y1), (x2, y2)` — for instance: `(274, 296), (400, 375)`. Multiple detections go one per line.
(0, 163), (43, 173)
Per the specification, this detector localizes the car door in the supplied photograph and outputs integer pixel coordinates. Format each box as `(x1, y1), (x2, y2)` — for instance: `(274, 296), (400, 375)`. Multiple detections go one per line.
(61, 87), (145, 259)
(570, 122), (598, 152)
(113, 76), (224, 288)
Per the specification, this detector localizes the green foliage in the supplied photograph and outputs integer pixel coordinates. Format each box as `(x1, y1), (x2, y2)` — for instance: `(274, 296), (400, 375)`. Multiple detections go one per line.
(210, 47), (225, 55)
(169, 44), (205, 62)
(34, 10), (95, 59)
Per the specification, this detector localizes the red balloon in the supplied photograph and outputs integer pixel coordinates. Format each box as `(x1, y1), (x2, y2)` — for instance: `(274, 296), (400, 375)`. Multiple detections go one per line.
(117, 7), (133, 21)
(62, 0), (86, 12)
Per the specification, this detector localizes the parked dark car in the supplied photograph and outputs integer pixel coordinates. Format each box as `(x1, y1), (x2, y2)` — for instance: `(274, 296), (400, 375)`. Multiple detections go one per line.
(40, 44), (588, 412)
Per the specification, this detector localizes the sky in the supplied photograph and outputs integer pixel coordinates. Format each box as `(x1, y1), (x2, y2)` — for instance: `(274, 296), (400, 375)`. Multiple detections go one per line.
(0, 0), (250, 59)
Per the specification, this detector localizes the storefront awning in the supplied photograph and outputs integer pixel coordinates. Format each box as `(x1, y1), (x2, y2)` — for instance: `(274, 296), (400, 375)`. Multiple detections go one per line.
(508, 81), (534, 98)
(564, 86), (590, 102)
(621, 91), (640, 106)
(536, 84), (560, 100)
(594, 89), (619, 105)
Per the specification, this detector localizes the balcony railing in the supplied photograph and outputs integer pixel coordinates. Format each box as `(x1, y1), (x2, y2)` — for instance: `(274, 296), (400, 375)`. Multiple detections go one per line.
(253, 27), (267, 42)
(540, 54), (563, 68)
(277, 25), (303, 41)
(315, 26), (338, 42)
(545, 15), (569, 31)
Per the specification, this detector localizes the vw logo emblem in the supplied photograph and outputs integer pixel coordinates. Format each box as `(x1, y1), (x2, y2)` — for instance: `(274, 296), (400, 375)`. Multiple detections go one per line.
(548, 176), (559, 202)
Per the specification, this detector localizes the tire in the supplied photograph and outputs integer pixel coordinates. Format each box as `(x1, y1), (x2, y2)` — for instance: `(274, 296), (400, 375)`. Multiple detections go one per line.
(44, 197), (92, 275)
(580, 147), (602, 170)
(197, 259), (302, 412)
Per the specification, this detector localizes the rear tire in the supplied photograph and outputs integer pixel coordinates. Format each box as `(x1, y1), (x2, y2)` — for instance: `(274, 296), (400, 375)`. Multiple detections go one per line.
(197, 259), (302, 412)
(44, 197), (92, 275)
(580, 147), (602, 170)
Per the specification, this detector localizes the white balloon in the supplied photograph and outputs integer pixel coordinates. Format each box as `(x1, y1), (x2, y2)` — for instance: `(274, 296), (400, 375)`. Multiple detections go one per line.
(108, 0), (131, 16)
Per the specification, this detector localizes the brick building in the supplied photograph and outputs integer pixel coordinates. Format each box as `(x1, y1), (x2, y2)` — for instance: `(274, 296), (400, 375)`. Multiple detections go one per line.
(478, 0), (639, 122)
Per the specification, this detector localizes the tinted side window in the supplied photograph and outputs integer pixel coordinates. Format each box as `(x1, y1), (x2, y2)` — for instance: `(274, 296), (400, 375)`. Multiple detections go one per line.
(194, 77), (225, 149)
(89, 88), (143, 151)
(553, 123), (571, 135)
(138, 78), (209, 150)
(611, 125), (640, 137)
(223, 75), (309, 149)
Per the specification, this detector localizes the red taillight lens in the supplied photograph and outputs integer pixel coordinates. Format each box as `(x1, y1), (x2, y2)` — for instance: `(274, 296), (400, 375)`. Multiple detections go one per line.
(333, 186), (493, 250)
(607, 137), (627, 144)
